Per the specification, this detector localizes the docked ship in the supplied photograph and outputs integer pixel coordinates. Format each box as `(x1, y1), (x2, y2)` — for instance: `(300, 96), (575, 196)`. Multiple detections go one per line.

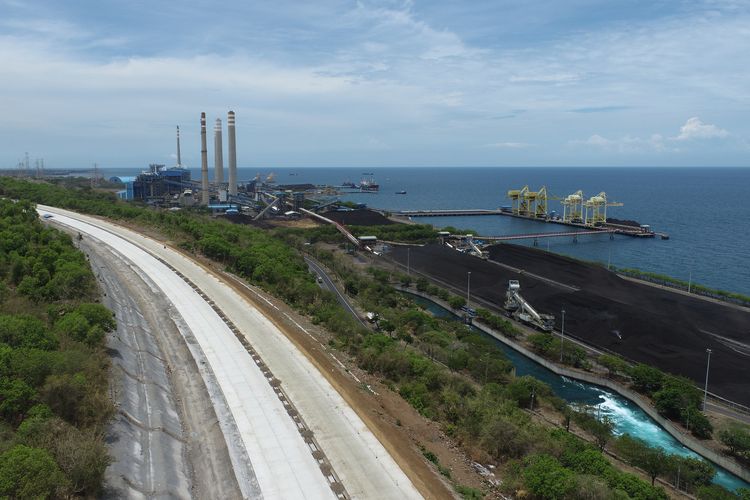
(359, 174), (379, 192)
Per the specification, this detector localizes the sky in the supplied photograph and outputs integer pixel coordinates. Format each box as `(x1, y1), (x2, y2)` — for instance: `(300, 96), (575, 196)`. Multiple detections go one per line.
(0, 0), (749, 168)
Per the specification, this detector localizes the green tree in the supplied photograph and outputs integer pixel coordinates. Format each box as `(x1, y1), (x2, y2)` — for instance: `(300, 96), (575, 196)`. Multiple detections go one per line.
(598, 354), (628, 378)
(683, 407), (713, 439)
(0, 445), (68, 498)
(0, 314), (57, 350)
(628, 363), (665, 394)
(17, 416), (110, 496)
(523, 454), (577, 499)
(638, 446), (669, 486)
(666, 455), (714, 491)
(505, 375), (550, 409)
(696, 484), (736, 499)
(719, 424), (750, 458)
(74, 303), (116, 332)
(448, 295), (466, 309)
(0, 377), (37, 423)
(574, 410), (614, 451)
(653, 375), (702, 420)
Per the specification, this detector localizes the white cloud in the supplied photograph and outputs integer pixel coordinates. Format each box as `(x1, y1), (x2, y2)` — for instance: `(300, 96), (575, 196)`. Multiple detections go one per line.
(573, 116), (731, 154)
(1, 1), (749, 167)
(674, 117), (729, 141)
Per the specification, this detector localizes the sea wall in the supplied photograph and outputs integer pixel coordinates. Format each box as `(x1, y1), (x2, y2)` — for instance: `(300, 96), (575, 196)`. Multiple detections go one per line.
(400, 286), (750, 483)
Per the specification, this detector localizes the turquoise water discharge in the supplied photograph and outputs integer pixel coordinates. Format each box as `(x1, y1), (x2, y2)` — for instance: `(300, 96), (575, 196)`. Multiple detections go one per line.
(409, 294), (749, 492)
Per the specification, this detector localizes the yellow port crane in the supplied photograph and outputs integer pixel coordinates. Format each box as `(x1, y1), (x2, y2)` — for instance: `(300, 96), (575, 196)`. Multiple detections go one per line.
(531, 185), (558, 218)
(523, 187), (539, 217)
(507, 185), (559, 218)
(507, 185), (529, 215)
(584, 192), (624, 226)
(561, 190), (585, 223)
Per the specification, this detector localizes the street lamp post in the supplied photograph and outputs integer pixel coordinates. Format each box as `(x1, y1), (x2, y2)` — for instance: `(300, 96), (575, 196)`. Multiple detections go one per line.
(703, 348), (712, 411)
(467, 271), (471, 307)
(407, 248), (410, 275)
(560, 308), (566, 362)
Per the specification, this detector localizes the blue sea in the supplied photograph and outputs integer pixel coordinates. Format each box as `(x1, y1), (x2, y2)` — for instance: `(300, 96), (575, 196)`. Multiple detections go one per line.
(103, 166), (750, 296)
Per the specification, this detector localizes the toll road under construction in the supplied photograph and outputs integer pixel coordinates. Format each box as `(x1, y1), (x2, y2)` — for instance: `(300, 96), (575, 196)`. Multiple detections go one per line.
(40, 205), (423, 500)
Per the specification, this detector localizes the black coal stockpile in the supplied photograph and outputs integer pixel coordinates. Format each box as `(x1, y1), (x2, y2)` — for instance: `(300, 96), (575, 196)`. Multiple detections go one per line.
(389, 243), (750, 406)
(323, 209), (395, 226)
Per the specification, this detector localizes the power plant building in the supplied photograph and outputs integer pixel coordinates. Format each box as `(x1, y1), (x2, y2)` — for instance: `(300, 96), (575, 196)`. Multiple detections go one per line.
(111, 165), (191, 201)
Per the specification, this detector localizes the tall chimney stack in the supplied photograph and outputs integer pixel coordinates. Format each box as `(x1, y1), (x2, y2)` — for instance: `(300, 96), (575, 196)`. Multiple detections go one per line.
(227, 111), (237, 196)
(214, 119), (224, 185)
(200, 113), (209, 205)
(176, 126), (182, 167)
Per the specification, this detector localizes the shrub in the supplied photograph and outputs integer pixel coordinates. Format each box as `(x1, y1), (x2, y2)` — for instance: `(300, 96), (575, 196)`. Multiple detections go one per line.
(0, 445), (68, 498)
(523, 454), (577, 499)
(628, 363), (665, 394)
(719, 424), (750, 458)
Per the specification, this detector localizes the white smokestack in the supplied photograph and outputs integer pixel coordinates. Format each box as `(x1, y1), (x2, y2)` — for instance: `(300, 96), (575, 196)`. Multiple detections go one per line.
(200, 112), (209, 206)
(214, 119), (224, 185)
(176, 125), (182, 167)
(227, 110), (237, 196)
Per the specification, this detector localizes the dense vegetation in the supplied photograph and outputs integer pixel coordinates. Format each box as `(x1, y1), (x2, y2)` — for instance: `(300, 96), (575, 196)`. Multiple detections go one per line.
(0, 197), (114, 497)
(3, 178), (746, 498)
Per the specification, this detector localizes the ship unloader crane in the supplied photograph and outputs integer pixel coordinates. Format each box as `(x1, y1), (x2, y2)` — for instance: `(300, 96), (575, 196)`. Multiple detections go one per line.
(504, 280), (555, 331)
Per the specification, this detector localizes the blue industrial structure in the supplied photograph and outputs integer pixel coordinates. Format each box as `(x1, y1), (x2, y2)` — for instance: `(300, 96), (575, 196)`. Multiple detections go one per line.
(110, 165), (191, 201)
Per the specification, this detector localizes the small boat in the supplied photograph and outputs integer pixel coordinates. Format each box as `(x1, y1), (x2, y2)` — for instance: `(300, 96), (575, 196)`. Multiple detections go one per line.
(396, 190), (407, 194)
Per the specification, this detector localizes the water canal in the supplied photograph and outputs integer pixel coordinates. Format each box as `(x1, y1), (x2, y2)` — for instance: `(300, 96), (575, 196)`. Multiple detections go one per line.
(406, 293), (749, 492)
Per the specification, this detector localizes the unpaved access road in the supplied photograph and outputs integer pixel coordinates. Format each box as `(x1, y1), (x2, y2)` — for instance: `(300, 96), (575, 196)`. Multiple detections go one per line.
(41, 206), (425, 500)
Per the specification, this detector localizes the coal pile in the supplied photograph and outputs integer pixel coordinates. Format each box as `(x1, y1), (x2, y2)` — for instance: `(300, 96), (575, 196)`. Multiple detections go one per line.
(389, 243), (750, 405)
(323, 209), (395, 226)
(607, 217), (641, 227)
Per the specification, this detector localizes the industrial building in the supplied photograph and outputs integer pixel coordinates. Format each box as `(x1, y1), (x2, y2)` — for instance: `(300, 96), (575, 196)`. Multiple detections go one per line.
(111, 164), (191, 202)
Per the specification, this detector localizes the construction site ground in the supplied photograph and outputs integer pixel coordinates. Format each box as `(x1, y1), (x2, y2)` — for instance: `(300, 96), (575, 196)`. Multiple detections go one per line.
(386, 243), (750, 407)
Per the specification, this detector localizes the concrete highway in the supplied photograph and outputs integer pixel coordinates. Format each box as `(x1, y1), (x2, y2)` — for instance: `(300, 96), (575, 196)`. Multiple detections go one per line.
(84, 235), (242, 498)
(40, 206), (422, 500)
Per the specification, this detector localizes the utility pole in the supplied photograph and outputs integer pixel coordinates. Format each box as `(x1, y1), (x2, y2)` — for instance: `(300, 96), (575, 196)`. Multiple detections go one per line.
(407, 247), (410, 275)
(560, 308), (566, 362)
(703, 348), (712, 411)
(466, 271), (471, 307)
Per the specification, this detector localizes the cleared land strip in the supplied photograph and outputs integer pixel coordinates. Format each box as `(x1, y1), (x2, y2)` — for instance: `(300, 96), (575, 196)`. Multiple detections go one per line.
(40, 205), (423, 500)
